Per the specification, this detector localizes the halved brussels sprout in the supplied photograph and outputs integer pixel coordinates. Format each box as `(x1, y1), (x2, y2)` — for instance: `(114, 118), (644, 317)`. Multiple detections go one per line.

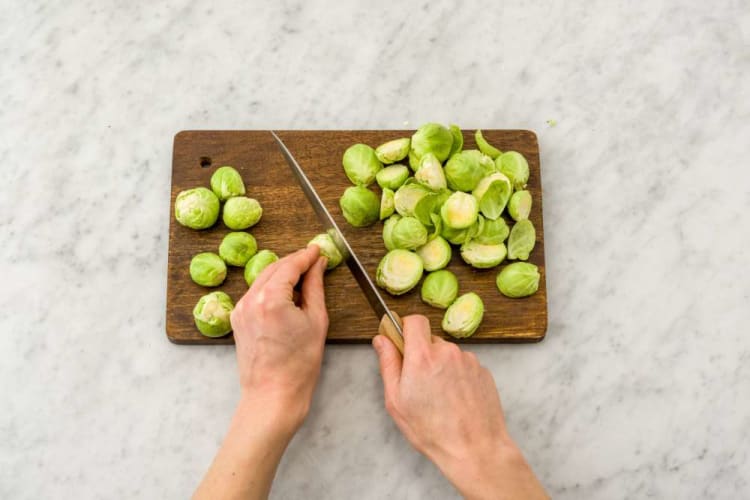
(408, 149), (421, 172)
(421, 269), (459, 309)
(244, 249), (278, 286)
(340, 186), (380, 227)
(175, 187), (220, 230)
(416, 236), (452, 271)
(210, 166), (246, 201)
(444, 151), (485, 192)
(496, 262), (540, 298)
(219, 232), (258, 267)
(189, 252), (227, 287)
(382, 214), (401, 251)
(411, 122), (454, 163)
(496, 151), (530, 190)
(376, 249), (424, 295)
(193, 291), (234, 338)
(391, 216), (428, 250)
(508, 190), (532, 221)
(308, 233), (343, 270)
(507, 220), (536, 260)
(474, 217), (509, 245)
(223, 196), (263, 230)
(441, 192), (479, 229)
(375, 138), (410, 165)
(427, 212), (443, 241)
(376, 164), (410, 190)
(380, 188), (395, 220)
(394, 182), (437, 226)
(415, 153), (447, 191)
(342, 143), (383, 186)
(449, 124), (464, 157)
(474, 130), (502, 159)
(442, 292), (484, 338)
(460, 241), (507, 269)
(441, 215), (482, 245)
(472, 172), (512, 220)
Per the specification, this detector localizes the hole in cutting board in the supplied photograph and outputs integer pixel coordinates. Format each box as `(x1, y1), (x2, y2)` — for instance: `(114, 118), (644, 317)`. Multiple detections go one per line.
(199, 156), (212, 168)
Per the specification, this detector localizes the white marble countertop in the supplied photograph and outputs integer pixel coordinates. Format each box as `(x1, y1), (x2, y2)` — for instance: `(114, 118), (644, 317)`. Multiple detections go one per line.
(2, 1), (748, 498)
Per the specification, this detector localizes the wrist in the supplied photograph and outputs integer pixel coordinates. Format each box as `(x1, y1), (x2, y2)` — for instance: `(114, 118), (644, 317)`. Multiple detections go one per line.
(237, 389), (309, 436)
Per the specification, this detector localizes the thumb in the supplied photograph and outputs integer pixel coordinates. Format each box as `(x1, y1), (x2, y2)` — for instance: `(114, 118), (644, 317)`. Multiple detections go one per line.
(372, 334), (402, 400)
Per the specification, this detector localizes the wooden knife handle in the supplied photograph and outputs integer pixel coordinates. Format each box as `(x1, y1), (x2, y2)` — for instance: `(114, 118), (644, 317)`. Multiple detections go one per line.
(378, 312), (404, 356)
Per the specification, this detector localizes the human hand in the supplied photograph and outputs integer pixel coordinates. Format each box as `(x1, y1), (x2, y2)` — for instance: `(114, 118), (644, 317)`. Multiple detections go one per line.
(372, 315), (547, 500)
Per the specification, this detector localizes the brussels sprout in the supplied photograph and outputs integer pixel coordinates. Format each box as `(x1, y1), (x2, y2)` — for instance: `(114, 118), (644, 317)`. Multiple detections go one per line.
(474, 130), (502, 159)
(474, 217), (509, 245)
(394, 182), (437, 226)
(415, 153), (447, 191)
(441, 192), (479, 229)
(411, 122), (454, 163)
(472, 172), (512, 220)
(210, 166), (246, 201)
(382, 214), (401, 251)
(496, 262), (540, 298)
(342, 143), (383, 186)
(189, 252), (227, 287)
(408, 149), (421, 172)
(391, 216), (428, 250)
(380, 188), (395, 220)
(223, 196), (263, 230)
(441, 214), (481, 245)
(174, 187), (220, 230)
(460, 241), (507, 269)
(375, 138), (410, 164)
(308, 233), (343, 270)
(340, 186), (380, 227)
(376, 249), (424, 295)
(193, 291), (234, 338)
(508, 190), (532, 221)
(442, 292), (484, 338)
(507, 220), (536, 260)
(416, 236), (452, 271)
(421, 270), (459, 309)
(376, 164), (410, 190)
(496, 151), (530, 190)
(427, 212), (443, 240)
(444, 151), (485, 192)
(449, 124), (464, 157)
(219, 232), (258, 267)
(244, 249), (278, 286)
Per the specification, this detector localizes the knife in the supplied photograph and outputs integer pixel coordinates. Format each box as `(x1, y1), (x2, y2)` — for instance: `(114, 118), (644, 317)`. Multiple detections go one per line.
(270, 131), (405, 354)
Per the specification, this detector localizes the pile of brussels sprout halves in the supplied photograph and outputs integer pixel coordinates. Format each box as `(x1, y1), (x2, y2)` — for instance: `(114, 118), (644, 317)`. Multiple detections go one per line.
(339, 123), (541, 338)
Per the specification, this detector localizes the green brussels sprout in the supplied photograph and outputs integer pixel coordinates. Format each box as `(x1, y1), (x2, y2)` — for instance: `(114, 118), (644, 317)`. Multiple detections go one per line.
(408, 149), (421, 172)
(411, 122), (454, 163)
(376, 249), (424, 295)
(441, 192), (479, 229)
(449, 124), (464, 157)
(508, 190), (532, 221)
(444, 151), (485, 192)
(174, 187), (220, 230)
(219, 231), (258, 267)
(339, 186), (380, 227)
(375, 138), (410, 165)
(440, 214), (482, 245)
(507, 220), (536, 260)
(474, 130), (502, 159)
(391, 216), (428, 250)
(376, 164), (410, 190)
(415, 153), (447, 191)
(244, 249), (278, 286)
(342, 143), (383, 186)
(496, 262), (540, 298)
(421, 269), (459, 309)
(193, 291), (234, 338)
(394, 182), (437, 227)
(222, 196), (263, 230)
(308, 233), (343, 270)
(472, 172), (512, 220)
(496, 151), (530, 190)
(416, 236), (452, 272)
(382, 214), (401, 251)
(189, 252), (227, 287)
(380, 188), (395, 220)
(474, 217), (509, 245)
(460, 241), (507, 269)
(427, 212), (443, 240)
(442, 292), (484, 338)
(210, 166), (246, 201)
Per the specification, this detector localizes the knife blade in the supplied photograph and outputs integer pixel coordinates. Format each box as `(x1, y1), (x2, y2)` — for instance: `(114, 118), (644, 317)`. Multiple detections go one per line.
(270, 131), (404, 347)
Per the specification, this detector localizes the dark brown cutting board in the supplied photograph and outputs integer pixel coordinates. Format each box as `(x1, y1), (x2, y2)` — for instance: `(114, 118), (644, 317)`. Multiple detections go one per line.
(167, 130), (547, 345)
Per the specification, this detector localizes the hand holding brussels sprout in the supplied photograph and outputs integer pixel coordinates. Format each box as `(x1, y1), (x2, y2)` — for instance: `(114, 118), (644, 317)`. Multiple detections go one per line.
(307, 233), (343, 270)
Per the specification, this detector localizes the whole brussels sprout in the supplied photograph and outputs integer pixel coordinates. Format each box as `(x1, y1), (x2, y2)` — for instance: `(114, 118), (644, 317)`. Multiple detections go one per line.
(223, 196), (263, 230)
(472, 172), (512, 220)
(460, 241), (507, 269)
(376, 164), (410, 190)
(210, 166), (246, 201)
(391, 216), (428, 250)
(474, 130), (502, 159)
(376, 249), (424, 295)
(442, 292), (484, 338)
(421, 269), (459, 309)
(507, 219), (536, 261)
(189, 252), (227, 287)
(496, 151), (530, 190)
(508, 190), (532, 221)
(496, 262), (540, 298)
(339, 186), (380, 227)
(416, 236), (452, 271)
(174, 187), (220, 230)
(462, 149), (496, 177)
(474, 217), (509, 245)
(444, 151), (485, 192)
(394, 182), (437, 227)
(382, 214), (401, 251)
(380, 188), (395, 220)
(441, 192), (479, 229)
(308, 233), (343, 270)
(415, 153), (447, 191)
(219, 231), (258, 267)
(375, 138), (410, 165)
(411, 123), (454, 163)
(193, 291), (234, 338)
(244, 249), (278, 286)
(449, 124), (464, 157)
(342, 143), (383, 186)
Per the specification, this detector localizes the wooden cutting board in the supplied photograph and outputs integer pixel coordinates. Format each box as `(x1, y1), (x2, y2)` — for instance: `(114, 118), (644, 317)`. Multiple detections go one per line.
(166, 130), (547, 345)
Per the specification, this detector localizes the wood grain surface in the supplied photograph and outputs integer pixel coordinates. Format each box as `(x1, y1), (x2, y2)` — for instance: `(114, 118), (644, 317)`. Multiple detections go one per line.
(167, 130), (547, 345)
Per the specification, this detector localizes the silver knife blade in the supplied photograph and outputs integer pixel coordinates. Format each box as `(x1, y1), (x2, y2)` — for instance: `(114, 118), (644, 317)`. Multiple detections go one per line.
(270, 131), (403, 338)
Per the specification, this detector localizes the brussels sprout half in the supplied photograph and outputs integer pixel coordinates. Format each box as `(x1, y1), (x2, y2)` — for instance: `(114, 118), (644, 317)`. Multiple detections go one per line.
(244, 250), (278, 287)
(508, 190), (532, 221)
(175, 187), (220, 230)
(391, 216), (428, 250)
(375, 138), (410, 165)
(507, 219), (536, 261)
(442, 292), (484, 338)
(189, 252), (227, 287)
(472, 172), (512, 220)
(441, 192), (479, 229)
(308, 233), (343, 270)
(342, 143), (383, 186)
(474, 217), (510, 245)
(460, 241), (507, 269)
(376, 249), (424, 296)
(415, 153), (447, 191)
(376, 164), (410, 190)
(210, 166), (246, 201)
(416, 235), (452, 272)
(394, 182), (437, 227)
(496, 151), (530, 190)
(496, 262), (540, 298)
(421, 270), (459, 309)
(219, 232), (258, 267)
(340, 186), (380, 227)
(380, 188), (395, 220)
(382, 214), (402, 251)
(193, 291), (234, 338)
(223, 196), (263, 230)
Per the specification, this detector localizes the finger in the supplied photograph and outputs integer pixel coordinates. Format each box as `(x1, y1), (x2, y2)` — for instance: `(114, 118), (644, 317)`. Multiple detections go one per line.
(402, 315), (432, 358)
(301, 256), (329, 331)
(268, 246), (320, 290)
(248, 259), (281, 292)
(372, 334), (402, 401)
